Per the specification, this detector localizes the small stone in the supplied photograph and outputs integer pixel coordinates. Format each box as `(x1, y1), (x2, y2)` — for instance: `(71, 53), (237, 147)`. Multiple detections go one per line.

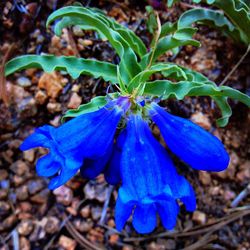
(199, 171), (211, 186)
(191, 112), (211, 130)
(73, 25), (85, 36)
(73, 218), (93, 233)
(122, 246), (134, 250)
(0, 189), (8, 199)
(0, 169), (8, 181)
(67, 92), (82, 109)
(53, 186), (73, 206)
(17, 77), (32, 87)
(47, 102), (62, 113)
(19, 236), (31, 250)
(80, 205), (91, 218)
(236, 161), (250, 182)
(71, 84), (80, 92)
(78, 38), (93, 46)
(192, 211), (207, 225)
(223, 190), (236, 201)
(17, 219), (34, 236)
(18, 202), (32, 213)
(107, 219), (115, 228)
(30, 189), (50, 204)
(0, 215), (17, 232)
(58, 235), (77, 250)
(38, 72), (63, 98)
(49, 115), (61, 127)
(23, 149), (35, 163)
(109, 234), (119, 245)
(84, 182), (108, 202)
(45, 216), (60, 234)
(0, 201), (11, 216)
(16, 185), (29, 201)
(28, 179), (44, 195)
(35, 90), (47, 105)
(10, 160), (29, 176)
(91, 206), (102, 221)
(18, 97), (37, 117)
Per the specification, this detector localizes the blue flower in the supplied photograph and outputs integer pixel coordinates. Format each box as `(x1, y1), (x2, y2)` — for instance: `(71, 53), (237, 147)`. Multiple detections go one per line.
(148, 102), (230, 171)
(115, 114), (196, 234)
(20, 97), (130, 190)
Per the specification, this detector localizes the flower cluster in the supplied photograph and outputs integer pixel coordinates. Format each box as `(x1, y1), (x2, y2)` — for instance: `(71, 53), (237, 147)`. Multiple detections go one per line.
(21, 96), (229, 233)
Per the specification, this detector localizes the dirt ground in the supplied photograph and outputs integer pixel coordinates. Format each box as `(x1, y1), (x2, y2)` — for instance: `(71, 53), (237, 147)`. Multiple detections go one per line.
(0, 1), (250, 249)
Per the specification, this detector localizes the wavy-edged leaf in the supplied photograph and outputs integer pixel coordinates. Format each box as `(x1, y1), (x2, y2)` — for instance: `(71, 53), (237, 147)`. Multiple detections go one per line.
(140, 31), (200, 68)
(178, 8), (243, 43)
(62, 96), (107, 122)
(55, 10), (147, 57)
(5, 55), (118, 83)
(127, 63), (187, 92)
(46, 6), (142, 83)
(213, 96), (232, 127)
(144, 80), (250, 126)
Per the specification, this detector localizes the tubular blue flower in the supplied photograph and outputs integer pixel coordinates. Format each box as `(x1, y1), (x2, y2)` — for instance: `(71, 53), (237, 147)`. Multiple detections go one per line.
(20, 96), (130, 190)
(148, 102), (230, 172)
(115, 114), (195, 234)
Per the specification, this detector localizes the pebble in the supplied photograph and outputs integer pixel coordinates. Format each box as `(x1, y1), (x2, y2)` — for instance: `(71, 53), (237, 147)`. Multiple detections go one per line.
(109, 234), (119, 245)
(0, 215), (17, 232)
(84, 182), (108, 202)
(28, 179), (45, 195)
(18, 97), (38, 117)
(30, 189), (50, 204)
(0, 201), (11, 216)
(191, 112), (211, 130)
(17, 77), (32, 87)
(0, 189), (8, 199)
(17, 219), (34, 236)
(58, 235), (77, 250)
(45, 216), (60, 234)
(192, 211), (207, 225)
(19, 236), (31, 250)
(10, 160), (29, 176)
(72, 25), (85, 37)
(23, 149), (35, 163)
(73, 218), (93, 233)
(199, 171), (211, 186)
(80, 205), (91, 218)
(16, 185), (29, 201)
(236, 161), (250, 182)
(0, 169), (8, 181)
(67, 92), (82, 109)
(91, 206), (102, 221)
(38, 72), (63, 99)
(53, 186), (73, 206)
(47, 102), (62, 113)
(35, 90), (48, 105)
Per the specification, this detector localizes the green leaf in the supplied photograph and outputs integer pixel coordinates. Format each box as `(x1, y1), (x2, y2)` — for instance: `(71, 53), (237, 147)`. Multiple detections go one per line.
(140, 35), (200, 68)
(127, 63), (187, 92)
(46, 6), (142, 83)
(55, 9), (147, 57)
(178, 7), (243, 43)
(213, 96), (232, 127)
(5, 55), (118, 83)
(160, 22), (177, 38)
(144, 80), (250, 126)
(62, 96), (107, 122)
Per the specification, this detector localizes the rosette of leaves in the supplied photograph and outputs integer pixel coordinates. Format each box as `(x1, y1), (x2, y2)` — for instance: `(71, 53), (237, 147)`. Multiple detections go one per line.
(5, 5), (250, 126)
(165, 0), (250, 45)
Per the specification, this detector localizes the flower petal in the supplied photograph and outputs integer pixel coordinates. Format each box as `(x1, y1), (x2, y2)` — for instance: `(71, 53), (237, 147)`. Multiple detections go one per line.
(156, 200), (179, 230)
(115, 188), (134, 231)
(48, 167), (78, 190)
(149, 103), (230, 171)
(80, 144), (113, 179)
(132, 204), (157, 234)
(36, 153), (61, 177)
